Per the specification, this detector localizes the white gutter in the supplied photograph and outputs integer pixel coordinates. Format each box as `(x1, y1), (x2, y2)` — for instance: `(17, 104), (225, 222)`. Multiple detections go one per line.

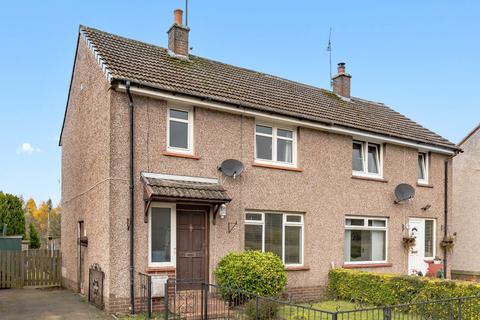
(115, 84), (455, 155)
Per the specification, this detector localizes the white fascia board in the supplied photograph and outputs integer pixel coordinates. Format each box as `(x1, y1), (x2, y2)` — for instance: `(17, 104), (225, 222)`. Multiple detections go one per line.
(116, 84), (455, 155)
(142, 172), (218, 184)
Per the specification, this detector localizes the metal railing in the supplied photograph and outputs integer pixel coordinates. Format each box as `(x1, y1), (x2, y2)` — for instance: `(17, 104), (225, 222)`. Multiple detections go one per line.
(160, 279), (336, 320)
(335, 296), (480, 320)
(137, 272), (152, 316)
(136, 276), (480, 320)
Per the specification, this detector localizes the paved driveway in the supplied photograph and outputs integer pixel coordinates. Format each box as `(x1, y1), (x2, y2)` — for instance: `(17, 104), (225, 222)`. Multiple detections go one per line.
(0, 287), (113, 320)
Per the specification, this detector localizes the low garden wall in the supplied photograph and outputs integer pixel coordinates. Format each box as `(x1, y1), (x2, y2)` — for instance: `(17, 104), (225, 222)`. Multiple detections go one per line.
(328, 268), (480, 306)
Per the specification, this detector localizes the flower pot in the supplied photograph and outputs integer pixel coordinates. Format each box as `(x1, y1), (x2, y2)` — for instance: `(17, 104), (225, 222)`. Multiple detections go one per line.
(402, 236), (416, 250)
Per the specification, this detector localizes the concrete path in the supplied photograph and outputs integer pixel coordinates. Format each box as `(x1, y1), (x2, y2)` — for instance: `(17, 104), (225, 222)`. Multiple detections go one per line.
(0, 287), (113, 320)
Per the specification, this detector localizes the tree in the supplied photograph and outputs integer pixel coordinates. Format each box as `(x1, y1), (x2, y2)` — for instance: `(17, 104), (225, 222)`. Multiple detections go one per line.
(24, 198), (37, 230)
(49, 205), (61, 239)
(46, 198), (53, 211)
(32, 201), (50, 235)
(25, 198), (37, 215)
(0, 192), (26, 237)
(28, 222), (40, 249)
(27, 198), (62, 248)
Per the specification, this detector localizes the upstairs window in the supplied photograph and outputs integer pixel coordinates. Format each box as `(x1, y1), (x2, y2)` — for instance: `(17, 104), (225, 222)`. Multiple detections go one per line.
(255, 124), (296, 166)
(167, 107), (193, 154)
(352, 141), (382, 177)
(418, 152), (428, 184)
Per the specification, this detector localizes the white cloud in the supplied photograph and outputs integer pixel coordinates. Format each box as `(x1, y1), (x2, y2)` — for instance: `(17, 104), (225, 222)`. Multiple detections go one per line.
(17, 142), (41, 155)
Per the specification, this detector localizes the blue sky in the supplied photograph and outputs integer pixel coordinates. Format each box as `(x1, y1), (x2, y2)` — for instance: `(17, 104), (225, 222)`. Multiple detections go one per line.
(0, 1), (478, 205)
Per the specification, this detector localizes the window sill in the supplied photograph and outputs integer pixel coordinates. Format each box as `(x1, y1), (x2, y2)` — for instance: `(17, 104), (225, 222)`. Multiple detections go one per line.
(163, 151), (201, 160)
(417, 182), (433, 188)
(351, 175), (388, 183)
(253, 162), (303, 172)
(146, 266), (176, 273)
(343, 263), (392, 269)
(285, 266), (310, 271)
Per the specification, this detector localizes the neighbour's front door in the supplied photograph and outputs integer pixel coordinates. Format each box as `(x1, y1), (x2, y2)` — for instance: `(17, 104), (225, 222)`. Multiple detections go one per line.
(176, 208), (207, 282)
(408, 218), (435, 276)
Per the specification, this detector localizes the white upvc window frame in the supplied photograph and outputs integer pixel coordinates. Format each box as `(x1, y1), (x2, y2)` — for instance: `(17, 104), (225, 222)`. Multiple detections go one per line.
(352, 140), (383, 179)
(423, 218), (436, 260)
(167, 106), (194, 155)
(254, 123), (297, 168)
(148, 202), (177, 268)
(245, 212), (265, 252)
(244, 212), (304, 267)
(344, 216), (388, 265)
(417, 152), (429, 185)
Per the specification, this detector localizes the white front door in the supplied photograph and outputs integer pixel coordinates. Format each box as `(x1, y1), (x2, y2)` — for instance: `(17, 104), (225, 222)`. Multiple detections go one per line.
(408, 218), (435, 275)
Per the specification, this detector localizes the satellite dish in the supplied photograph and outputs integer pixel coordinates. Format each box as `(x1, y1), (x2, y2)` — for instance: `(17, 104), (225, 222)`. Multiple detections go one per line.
(219, 159), (244, 178)
(394, 183), (415, 203)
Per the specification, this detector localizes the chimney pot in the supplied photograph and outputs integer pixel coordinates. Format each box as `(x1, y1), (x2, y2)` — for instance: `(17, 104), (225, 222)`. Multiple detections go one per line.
(174, 9), (183, 26)
(332, 62), (352, 98)
(168, 9), (190, 57)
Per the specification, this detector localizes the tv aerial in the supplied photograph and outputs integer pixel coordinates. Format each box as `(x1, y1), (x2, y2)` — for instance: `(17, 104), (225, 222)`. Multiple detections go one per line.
(394, 183), (415, 204)
(218, 159), (245, 179)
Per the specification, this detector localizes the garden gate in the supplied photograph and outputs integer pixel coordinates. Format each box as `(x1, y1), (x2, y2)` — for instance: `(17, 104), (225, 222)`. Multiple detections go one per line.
(88, 263), (105, 309)
(0, 249), (61, 288)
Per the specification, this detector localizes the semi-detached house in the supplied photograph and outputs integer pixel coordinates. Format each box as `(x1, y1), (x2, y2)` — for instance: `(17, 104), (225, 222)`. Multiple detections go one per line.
(59, 9), (459, 314)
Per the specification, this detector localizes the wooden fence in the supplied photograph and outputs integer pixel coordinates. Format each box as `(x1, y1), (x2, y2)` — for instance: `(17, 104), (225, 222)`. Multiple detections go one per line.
(0, 250), (61, 288)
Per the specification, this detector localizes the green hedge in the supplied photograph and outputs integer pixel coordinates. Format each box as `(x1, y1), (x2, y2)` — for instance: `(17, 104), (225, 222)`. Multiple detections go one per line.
(215, 251), (287, 297)
(328, 268), (480, 306)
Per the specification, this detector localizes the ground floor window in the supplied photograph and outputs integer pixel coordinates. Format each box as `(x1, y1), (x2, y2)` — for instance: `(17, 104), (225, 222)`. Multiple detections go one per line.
(149, 203), (176, 267)
(244, 212), (303, 266)
(344, 216), (387, 264)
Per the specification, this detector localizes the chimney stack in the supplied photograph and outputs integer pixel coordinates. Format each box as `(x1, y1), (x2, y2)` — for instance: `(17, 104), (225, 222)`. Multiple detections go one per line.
(332, 62), (352, 98)
(167, 9), (190, 57)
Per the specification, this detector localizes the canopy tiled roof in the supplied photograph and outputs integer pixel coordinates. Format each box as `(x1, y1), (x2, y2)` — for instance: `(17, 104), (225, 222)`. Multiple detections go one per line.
(142, 174), (231, 202)
(80, 25), (456, 150)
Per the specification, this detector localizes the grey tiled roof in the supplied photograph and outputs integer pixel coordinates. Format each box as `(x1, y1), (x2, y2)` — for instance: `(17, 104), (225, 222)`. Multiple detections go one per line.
(143, 176), (231, 202)
(80, 25), (456, 150)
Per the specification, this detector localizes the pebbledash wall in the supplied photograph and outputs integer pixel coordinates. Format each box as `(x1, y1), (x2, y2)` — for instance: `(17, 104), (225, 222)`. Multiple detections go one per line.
(61, 38), (112, 300)
(451, 126), (480, 282)
(61, 38), (453, 314)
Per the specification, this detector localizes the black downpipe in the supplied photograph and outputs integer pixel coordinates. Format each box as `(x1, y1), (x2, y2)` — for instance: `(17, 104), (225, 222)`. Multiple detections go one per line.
(126, 81), (135, 313)
(443, 160), (448, 277)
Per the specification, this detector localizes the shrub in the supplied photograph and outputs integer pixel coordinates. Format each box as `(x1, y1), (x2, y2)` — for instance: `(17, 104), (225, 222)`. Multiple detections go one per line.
(244, 298), (279, 320)
(215, 251), (287, 297)
(28, 222), (40, 249)
(328, 268), (480, 306)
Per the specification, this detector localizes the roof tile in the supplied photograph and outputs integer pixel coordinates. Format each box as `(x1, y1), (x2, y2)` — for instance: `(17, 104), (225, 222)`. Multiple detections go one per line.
(144, 176), (231, 202)
(81, 26), (456, 149)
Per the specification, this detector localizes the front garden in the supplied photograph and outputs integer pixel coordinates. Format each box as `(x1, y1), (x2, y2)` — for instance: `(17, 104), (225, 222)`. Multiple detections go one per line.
(128, 252), (480, 319)
(214, 253), (480, 319)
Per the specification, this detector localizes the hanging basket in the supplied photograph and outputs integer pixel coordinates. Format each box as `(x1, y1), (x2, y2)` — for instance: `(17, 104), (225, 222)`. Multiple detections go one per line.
(402, 236), (416, 250)
(440, 235), (455, 252)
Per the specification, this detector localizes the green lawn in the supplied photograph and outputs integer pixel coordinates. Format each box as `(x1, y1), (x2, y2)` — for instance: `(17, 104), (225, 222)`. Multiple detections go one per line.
(278, 300), (377, 320)
(117, 301), (428, 320)
(305, 300), (370, 311)
(280, 300), (466, 320)
(117, 301), (372, 320)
